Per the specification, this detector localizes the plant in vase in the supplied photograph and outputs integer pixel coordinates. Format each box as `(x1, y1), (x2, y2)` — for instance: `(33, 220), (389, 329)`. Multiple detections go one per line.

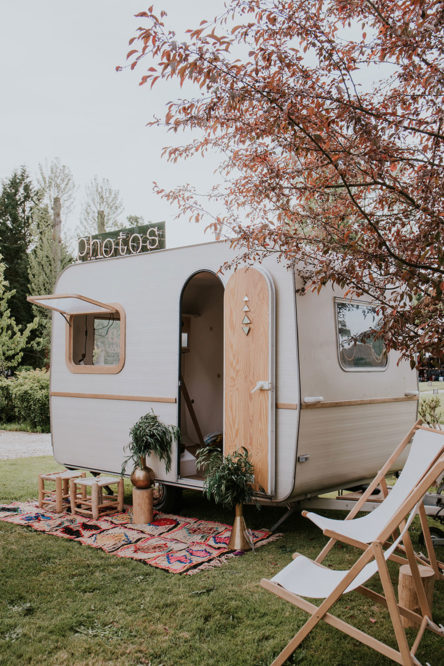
(196, 445), (256, 551)
(122, 410), (179, 489)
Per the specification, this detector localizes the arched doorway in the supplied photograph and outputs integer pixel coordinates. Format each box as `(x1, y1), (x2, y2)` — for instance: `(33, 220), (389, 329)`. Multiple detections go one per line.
(178, 271), (224, 479)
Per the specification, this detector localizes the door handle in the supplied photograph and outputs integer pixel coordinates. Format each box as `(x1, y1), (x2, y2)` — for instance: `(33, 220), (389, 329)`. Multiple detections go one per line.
(251, 380), (272, 393)
(303, 396), (324, 404)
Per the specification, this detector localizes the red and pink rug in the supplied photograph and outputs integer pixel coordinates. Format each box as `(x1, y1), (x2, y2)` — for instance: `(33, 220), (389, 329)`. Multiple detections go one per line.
(0, 501), (280, 574)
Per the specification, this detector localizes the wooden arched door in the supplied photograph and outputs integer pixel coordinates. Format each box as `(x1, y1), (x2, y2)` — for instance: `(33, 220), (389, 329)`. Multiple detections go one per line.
(224, 267), (275, 495)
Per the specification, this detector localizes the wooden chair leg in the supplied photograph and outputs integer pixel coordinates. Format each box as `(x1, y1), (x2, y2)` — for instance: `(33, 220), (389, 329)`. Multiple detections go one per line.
(91, 483), (100, 520)
(38, 476), (44, 508)
(55, 476), (63, 513)
(117, 479), (124, 512)
(69, 479), (77, 516)
(373, 543), (414, 664)
(418, 503), (442, 579)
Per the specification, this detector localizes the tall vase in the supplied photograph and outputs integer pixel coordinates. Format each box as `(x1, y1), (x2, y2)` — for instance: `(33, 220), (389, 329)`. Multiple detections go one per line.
(228, 503), (252, 551)
(130, 456), (155, 489)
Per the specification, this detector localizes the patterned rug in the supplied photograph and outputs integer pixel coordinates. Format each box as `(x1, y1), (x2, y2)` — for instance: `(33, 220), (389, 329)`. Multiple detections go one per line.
(0, 501), (280, 574)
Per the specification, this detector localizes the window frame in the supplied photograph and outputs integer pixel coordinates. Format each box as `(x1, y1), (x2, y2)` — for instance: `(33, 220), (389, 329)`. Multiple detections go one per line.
(65, 303), (126, 374)
(334, 298), (388, 373)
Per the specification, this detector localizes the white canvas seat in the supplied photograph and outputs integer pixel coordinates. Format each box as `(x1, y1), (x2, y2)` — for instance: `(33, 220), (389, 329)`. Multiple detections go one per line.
(261, 426), (444, 665)
(271, 507), (418, 600)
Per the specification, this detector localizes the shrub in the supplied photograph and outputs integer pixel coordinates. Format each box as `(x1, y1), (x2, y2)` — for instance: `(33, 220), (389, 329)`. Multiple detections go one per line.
(419, 396), (443, 428)
(9, 369), (50, 431)
(0, 376), (15, 422)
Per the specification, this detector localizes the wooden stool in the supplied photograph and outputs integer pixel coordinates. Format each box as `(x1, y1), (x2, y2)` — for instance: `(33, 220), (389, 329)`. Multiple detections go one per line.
(38, 470), (86, 513)
(132, 487), (153, 524)
(69, 475), (124, 520)
(398, 564), (435, 628)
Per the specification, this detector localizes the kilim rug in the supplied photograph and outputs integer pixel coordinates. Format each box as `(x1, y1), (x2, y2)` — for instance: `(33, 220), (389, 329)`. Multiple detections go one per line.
(0, 501), (281, 574)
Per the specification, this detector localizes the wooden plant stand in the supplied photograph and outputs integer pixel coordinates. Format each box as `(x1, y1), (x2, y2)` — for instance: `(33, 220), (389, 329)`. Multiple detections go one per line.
(398, 564), (435, 628)
(132, 487), (153, 524)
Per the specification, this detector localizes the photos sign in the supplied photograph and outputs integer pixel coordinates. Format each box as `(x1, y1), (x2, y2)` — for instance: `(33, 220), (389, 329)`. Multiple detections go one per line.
(77, 222), (165, 262)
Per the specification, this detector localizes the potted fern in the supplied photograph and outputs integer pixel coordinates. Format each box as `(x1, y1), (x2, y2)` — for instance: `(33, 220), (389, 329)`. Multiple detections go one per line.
(196, 446), (256, 551)
(122, 410), (179, 489)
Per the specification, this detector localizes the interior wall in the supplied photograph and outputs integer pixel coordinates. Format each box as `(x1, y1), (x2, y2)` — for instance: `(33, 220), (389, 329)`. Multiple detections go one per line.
(180, 273), (224, 446)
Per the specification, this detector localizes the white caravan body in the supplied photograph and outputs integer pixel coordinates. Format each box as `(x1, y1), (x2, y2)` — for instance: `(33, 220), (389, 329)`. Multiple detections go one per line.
(46, 241), (418, 503)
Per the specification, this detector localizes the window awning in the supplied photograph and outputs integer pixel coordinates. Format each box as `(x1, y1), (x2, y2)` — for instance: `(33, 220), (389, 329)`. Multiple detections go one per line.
(27, 294), (117, 316)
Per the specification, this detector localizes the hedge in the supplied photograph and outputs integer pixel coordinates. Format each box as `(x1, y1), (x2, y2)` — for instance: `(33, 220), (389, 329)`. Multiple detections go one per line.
(1, 370), (50, 432)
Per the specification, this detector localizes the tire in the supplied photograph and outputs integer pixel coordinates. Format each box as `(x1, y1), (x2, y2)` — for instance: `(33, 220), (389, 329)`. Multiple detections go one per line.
(152, 483), (182, 513)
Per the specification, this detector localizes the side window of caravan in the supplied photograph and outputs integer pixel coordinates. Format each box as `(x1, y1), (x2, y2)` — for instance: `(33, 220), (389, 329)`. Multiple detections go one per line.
(68, 307), (125, 374)
(335, 300), (387, 371)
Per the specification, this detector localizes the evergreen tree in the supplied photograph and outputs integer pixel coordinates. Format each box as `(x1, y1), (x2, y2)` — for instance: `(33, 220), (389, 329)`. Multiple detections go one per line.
(0, 167), (39, 328)
(28, 206), (72, 365)
(0, 257), (34, 375)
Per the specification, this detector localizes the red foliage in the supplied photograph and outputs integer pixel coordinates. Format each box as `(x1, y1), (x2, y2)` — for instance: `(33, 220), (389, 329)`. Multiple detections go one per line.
(124, 0), (443, 363)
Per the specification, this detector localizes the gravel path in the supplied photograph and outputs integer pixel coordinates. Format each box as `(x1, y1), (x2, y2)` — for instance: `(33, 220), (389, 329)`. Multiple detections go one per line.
(0, 430), (53, 460)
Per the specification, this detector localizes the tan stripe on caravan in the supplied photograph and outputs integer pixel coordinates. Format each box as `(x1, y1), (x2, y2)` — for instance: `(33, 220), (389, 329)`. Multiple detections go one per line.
(301, 395), (418, 409)
(51, 391), (177, 404)
(51, 394), (416, 409)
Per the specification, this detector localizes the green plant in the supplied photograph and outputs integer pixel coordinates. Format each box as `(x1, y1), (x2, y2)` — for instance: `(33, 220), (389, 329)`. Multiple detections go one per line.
(8, 369), (50, 431)
(419, 396), (443, 428)
(196, 446), (255, 509)
(121, 410), (179, 474)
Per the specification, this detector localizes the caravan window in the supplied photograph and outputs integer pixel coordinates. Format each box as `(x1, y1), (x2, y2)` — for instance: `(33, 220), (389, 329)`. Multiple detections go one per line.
(67, 306), (125, 374)
(335, 300), (387, 371)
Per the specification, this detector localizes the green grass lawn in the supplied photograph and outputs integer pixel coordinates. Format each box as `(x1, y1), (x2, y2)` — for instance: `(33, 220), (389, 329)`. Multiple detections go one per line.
(0, 457), (443, 665)
(419, 382), (443, 393)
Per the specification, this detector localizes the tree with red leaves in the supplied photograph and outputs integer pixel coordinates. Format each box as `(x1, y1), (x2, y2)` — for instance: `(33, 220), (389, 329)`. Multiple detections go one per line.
(122, 0), (443, 364)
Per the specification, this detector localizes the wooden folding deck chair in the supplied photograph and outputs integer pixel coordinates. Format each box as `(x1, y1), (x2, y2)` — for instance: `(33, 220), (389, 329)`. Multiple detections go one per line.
(304, 423), (444, 580)
(261, 426), (444, 665)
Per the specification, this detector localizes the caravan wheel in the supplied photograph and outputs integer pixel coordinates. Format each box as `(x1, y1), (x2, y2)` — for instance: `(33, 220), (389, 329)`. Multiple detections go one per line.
(152, 483), (182, 513)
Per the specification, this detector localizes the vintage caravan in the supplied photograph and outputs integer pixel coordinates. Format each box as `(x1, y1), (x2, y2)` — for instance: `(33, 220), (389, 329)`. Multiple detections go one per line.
(30, 236), (418, 510)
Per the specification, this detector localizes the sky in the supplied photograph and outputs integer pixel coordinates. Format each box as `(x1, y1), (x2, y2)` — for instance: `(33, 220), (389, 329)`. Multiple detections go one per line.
(0, 0), (227, 249)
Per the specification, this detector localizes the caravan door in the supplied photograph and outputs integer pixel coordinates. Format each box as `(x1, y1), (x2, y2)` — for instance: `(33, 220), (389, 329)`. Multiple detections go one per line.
(224, 267), (275, 495)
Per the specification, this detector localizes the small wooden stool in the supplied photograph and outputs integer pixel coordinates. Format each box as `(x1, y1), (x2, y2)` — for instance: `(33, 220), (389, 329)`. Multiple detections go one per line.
(398, 564), (435, 628)
(69, 475), (124, 520)
(38, 470), (86, 513)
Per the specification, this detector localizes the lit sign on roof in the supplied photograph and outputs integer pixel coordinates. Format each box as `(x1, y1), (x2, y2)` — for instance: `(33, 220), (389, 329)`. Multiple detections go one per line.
(77, 222), (165, 262)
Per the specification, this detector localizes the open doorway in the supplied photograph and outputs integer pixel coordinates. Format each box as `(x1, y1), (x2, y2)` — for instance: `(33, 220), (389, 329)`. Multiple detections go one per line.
(178, 271), (224, 480)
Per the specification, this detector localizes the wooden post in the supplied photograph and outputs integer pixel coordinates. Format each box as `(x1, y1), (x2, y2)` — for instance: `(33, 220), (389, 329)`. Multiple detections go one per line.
(132, 488), (153, 524)
(398, 565), (435, 628)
